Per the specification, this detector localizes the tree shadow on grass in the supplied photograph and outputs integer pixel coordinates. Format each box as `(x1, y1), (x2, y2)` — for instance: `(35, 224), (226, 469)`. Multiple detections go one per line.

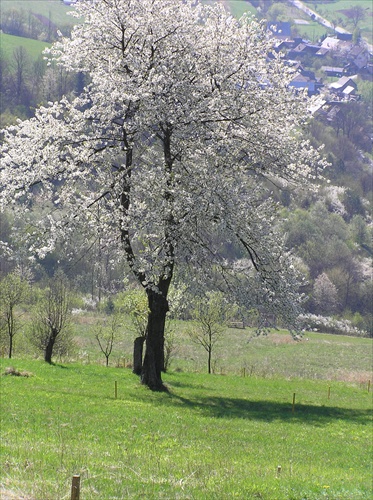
(49, 363), (69, 369)
(144, 378), (372, 426)
(164, 392), (372, 426)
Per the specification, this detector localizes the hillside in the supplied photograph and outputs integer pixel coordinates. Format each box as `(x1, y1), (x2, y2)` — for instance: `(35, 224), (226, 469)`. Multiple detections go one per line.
(0, 0), (372, 334)
(0, 0), (76, 33)
(0, 33), (51, 60)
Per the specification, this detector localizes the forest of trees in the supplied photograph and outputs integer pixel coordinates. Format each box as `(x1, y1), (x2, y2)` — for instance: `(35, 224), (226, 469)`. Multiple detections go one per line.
(0, 46), (86, 126)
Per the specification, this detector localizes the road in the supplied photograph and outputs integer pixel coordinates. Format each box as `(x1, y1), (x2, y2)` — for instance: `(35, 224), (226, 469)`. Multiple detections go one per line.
(287, 0), (373, 53)
(288, 0), (353, 31)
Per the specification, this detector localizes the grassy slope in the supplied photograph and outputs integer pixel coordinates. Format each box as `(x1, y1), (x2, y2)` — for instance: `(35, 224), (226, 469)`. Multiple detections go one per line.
(303, 0), (373, 43)
(225, 0), (257, 18)
(0, 0), (75, 59)
(225, 0), (373, 43)
(0, 358), (371, 499)
(1, 1), (372, 59)
(0, 0), (76, 26)
(0, 33), (51, 60)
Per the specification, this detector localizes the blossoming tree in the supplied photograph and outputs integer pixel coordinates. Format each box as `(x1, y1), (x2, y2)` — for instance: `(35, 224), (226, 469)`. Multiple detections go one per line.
(0, 0), (325, 390)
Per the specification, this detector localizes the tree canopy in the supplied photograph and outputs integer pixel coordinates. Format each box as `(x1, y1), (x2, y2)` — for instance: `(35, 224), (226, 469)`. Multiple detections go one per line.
(0, 0), (325, 389)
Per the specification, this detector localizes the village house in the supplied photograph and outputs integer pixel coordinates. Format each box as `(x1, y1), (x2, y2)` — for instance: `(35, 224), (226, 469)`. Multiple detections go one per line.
(288, 42), (320, 59)
(329, 76), (358, 98)
(266, 25), (370, 122)
(346, 45), (370, 71)
(322, 66), (346, 78)
(289, 73), (317, 95)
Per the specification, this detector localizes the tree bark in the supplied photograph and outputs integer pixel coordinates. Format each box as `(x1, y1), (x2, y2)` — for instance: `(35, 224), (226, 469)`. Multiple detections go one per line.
(133, 336), (146, 375)
(8, 336), (13, 359)
(141, 288), (169, 391)
(44, 334), (56, 364)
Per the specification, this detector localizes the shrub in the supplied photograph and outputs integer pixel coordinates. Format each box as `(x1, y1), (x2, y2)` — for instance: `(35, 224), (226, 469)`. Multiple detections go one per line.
(298, 313), (368, 337)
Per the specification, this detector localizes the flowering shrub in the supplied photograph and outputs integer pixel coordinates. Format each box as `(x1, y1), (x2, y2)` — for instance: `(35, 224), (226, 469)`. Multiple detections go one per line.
(298, 313), (367, 337)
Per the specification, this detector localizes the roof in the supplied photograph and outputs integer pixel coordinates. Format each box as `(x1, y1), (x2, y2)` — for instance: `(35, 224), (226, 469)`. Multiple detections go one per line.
(321, 37), (340, 50)
(322, 66), (345, 73)
(316, 48), (329, 56)
(349, 46), (366, 57)
(329, 76), (357, 90)
(308, 99), (326, 115)
(291, 74), (312, 83)
(343, 86), (356, 95)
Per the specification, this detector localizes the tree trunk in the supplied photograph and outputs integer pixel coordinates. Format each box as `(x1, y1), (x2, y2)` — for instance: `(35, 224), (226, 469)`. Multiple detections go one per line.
(44, 334), (56, 364)
(8, 335), (13, 359)
(141, 289), (169, 391)
(8, 309), (14, 359)
(133, 336), (146, 375)
(208, 348), (212, 374)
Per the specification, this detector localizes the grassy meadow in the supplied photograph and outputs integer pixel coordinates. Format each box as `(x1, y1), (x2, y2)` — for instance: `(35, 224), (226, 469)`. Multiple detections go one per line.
(64, 315), (373, 382)
(0, 0), (76, 27)
(0, 33), (51, 60)
(225, 0), (373, 44)
(305, 0), (373, 44)
(1, 324), (372, 499)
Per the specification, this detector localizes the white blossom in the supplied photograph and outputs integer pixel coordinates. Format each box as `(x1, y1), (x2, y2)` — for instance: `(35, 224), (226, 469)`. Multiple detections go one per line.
(0, 0), (326, 329)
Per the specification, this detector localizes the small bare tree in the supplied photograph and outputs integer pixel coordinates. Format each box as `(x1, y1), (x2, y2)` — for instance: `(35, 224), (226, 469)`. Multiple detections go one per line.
(163, 321), (178, 372)
(94, 313), (122, 367)
(346, 5), (366, 30)
(188, 291), (232, 374)
(0, 269), (29, 358)
(30, 271), (73, 363)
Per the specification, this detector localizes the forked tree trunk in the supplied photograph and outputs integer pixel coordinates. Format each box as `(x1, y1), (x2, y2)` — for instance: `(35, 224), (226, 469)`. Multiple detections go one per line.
(133, 336), (146, 375)
(141, 288), (169, 391)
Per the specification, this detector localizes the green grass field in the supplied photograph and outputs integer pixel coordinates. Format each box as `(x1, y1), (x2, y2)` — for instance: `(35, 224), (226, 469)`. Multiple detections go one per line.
(298, 0), (373, 43)
(224, 0), (257, 18)
(66, 316), (373, 382)
(0, 33), (51, 60)
(1, 323), (372, 499)
(1, 359), (372, 499)
(225, 0), (373, 44)
(0, 0), (76, 60)
(0, 0), (76, 27)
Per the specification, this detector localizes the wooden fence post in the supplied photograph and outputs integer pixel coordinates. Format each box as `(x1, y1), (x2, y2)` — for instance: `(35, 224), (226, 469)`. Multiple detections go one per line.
(292, 393), (296, 413)
(71, 475), (80, 500)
